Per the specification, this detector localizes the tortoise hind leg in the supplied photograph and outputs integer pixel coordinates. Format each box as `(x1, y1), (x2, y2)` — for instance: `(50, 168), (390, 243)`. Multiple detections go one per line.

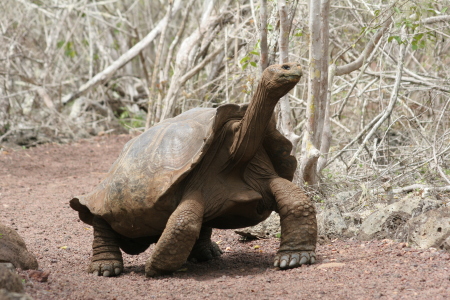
(89, 217), (123, 277)
(188, 226), (222, 262)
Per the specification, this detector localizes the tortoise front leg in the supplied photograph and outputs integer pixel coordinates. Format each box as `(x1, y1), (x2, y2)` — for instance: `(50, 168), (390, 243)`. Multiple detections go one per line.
(145, 192), (204, 277)
(90, 217), (123, 277)
(269, 177), (317, 269)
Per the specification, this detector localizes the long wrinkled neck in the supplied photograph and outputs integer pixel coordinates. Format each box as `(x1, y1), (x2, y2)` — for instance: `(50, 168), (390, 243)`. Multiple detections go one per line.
(229, 79), (279, 164)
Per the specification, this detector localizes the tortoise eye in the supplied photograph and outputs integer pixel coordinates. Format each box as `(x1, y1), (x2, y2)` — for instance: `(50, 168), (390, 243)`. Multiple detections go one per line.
(281, 65), (290, 70)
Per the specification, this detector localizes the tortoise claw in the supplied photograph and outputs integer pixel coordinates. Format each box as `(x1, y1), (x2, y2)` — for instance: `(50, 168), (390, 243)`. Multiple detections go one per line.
(89, 260), (123, 277)
(274, 251), (316, 269)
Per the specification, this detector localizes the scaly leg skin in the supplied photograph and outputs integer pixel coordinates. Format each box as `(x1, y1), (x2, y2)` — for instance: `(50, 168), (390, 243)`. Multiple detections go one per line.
(269, 177), (317, 269)
(188, 226), (222, 262)
(145, 193), (204, 277)
(89, 217), (124, 277)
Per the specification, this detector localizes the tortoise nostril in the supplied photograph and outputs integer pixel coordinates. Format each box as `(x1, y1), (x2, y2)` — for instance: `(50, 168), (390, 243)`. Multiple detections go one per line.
(282, 65), (290, 70)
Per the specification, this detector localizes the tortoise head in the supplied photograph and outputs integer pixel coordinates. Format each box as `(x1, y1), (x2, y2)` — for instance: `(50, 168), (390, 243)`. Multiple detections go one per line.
(260, 62), (302, 99)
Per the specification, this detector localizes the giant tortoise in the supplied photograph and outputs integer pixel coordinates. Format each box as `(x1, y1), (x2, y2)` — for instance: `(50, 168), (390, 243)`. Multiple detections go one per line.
(70, 62), (317, 277)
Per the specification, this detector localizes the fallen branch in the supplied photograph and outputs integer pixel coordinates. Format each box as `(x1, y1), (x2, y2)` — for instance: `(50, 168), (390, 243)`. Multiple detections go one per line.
(420, 15), (450, 25)
(61, 0), (182, 104)
(372, 184), (450, 195)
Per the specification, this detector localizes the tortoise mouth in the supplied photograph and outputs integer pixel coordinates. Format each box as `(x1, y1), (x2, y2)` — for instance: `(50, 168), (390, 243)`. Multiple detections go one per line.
(280, 74), (302, 82)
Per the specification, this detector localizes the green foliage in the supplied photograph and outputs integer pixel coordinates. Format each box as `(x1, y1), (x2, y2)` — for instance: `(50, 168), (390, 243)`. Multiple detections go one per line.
(294, 29), (303, 37)
(388, 35), (405, 44)
(322, 168), (334, 180)
(118, 108), (145, 129)
(240, 49), (260, 70)
(57, 40), (77, 58)
(411, 33), (425, 50)
(390, 2), (447, 50)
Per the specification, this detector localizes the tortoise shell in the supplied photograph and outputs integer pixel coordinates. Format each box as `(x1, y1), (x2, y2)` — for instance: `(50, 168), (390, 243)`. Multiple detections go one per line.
(70, 104), (296, 238)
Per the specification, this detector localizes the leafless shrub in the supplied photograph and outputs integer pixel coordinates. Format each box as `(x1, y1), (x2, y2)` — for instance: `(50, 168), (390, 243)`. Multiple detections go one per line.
(0, 0), (449, 195)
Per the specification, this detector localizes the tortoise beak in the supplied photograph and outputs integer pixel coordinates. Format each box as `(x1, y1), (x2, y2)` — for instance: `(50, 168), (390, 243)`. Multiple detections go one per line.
(280, 63), (302, 81)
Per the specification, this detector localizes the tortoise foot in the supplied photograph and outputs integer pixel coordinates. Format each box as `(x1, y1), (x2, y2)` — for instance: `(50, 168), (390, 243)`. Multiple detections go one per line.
(144, 263), (173, 278)
(188, 241), (223, 262)
(274, 250), (316, 269)
(89, 260), (123, 277)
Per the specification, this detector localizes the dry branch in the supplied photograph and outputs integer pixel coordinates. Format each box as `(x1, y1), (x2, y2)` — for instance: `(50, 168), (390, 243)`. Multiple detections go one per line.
(160, 8), (233, 120)
(145, 2), (173, 129)
(347, 26), (407, 168)
(334, 35), (383, 119)
(420, 15), (450, 25)
(61, 0), (182, 105)
(335, 18), (392, 76)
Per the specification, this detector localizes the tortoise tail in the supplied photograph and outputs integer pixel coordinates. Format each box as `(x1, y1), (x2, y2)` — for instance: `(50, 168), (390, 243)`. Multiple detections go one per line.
(70, 197), (94, 225)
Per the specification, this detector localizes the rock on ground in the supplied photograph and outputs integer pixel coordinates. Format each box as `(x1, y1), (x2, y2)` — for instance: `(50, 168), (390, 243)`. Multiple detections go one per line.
(0, 223), (38, 270)
(404, 207), (450, 249)
(0, 265), (24, 293)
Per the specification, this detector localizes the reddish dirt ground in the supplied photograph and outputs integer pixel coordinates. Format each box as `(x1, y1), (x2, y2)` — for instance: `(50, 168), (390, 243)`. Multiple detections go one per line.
(1, 134), (450, 300)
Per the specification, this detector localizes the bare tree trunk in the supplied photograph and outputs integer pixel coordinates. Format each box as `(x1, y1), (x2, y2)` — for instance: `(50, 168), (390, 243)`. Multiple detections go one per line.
(316, 63), (334, 173)
(259, 0), (269, 73)
(298, 0), (326, 186)
(315, 0), (331, 175)
(276, 0), (300, 152)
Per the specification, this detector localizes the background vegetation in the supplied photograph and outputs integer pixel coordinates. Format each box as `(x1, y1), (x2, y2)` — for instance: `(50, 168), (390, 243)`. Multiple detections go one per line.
(1, 0), (449, 197)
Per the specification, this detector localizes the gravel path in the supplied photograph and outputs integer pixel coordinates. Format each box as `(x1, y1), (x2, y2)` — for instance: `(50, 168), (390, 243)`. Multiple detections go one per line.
(1, 134), (450, 299)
